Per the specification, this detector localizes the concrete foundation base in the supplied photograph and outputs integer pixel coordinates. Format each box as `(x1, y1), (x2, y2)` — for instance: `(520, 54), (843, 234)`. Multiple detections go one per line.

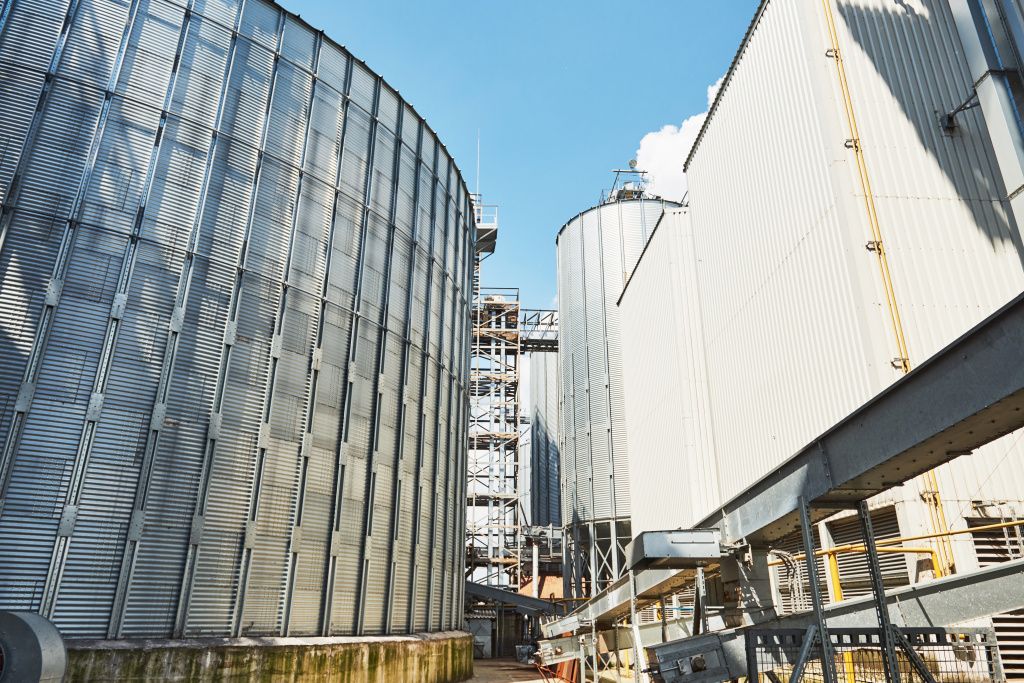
(64, 630), (473, 682)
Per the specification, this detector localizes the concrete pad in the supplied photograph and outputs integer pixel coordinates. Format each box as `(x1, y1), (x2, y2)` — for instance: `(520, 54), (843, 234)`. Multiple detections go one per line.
(469, 658), (547, 682)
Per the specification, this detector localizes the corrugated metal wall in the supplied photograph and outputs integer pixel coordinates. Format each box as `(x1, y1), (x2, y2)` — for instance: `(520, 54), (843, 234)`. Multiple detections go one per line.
(0, 0), (472, 639)
(619, 0), (1024, 531)
(529, 351), (560, 528)
(683, 0), (886, 507)
(619, 208), (721, 534)
(556, 196), (675, 593)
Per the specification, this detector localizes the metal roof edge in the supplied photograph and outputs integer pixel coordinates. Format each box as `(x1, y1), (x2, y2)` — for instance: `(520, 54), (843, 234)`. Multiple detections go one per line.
(555, 196), (681, 244)
(274, 0), (474, 203)
(616, 206), (687, 307)
(683, 0), (771, 173)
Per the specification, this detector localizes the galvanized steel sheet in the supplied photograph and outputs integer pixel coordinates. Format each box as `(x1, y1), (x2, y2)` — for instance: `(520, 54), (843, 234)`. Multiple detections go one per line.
(0, 0), (472, 639)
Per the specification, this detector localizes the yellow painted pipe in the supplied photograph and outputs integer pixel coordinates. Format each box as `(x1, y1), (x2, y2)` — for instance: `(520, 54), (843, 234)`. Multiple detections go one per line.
(770, 544), (944, 580)
(766, 517), (1024, 572)
(870, 518), (1024, 546)
(817, 0), (910, 368)
(818, 0), (955, 571)
(825, 553), (856, 683)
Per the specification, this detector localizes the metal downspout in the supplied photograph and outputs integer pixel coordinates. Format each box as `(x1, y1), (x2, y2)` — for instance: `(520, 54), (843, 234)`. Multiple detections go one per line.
(818, 0), (955, 573)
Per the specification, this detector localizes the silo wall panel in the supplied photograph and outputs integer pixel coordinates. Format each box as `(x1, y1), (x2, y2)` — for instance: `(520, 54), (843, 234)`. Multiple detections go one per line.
(0, 0), (162, 621)
(48, 15), (191, 632)
(666, 0), (1024, 526)
(598, 205), (630, 516)
(619, 209), (721, 534)
(0, 0), (473, 642)
(556, 232), (579, 528)
(559, 216), (590, 522)
(582, 208), (611, 519)
(529, 351), (561, 528)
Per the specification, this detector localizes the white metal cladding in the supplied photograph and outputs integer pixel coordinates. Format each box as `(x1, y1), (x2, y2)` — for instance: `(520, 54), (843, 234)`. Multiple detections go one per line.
(0, 0), (473, 639)
(619, 208), (721, 534)
(628, 0), (1024, 532)
(529, 351), (561, 528)
(555, 197), (675, 548)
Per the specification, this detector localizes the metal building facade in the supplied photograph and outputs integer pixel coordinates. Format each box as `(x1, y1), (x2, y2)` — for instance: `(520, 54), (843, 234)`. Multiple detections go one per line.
(556, 196), (675, 597)
(619, 0), (1024, 575)
(619, 207), (720, 535)
(529, 351), (560, 529)
(0, 0), (472, 639)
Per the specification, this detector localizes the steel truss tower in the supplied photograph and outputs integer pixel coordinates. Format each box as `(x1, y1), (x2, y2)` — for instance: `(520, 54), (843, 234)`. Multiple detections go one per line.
(466, 202), (524, 588)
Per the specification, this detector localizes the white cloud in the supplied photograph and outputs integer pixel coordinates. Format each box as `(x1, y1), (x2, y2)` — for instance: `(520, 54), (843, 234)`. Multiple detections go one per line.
(635, 76), (725, 202)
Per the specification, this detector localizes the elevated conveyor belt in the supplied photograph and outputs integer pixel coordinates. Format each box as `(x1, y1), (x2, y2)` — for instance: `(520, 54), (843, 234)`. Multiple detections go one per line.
(545, 292), (1024, 638)
(537, 559), (1024, 672)
(464, 581), (559, 617)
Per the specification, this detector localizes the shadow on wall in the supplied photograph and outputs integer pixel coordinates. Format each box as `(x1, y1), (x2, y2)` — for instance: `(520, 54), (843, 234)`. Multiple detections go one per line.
(530, 410), (561, 528)
(835, 0), (1024, 265)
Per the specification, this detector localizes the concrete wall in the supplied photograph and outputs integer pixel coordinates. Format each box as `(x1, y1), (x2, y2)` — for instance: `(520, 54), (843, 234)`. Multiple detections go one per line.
(64, 631), (473, 683)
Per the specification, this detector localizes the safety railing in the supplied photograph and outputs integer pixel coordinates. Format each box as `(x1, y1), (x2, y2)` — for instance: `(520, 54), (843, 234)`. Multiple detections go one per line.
(747, 627), (1004, 683)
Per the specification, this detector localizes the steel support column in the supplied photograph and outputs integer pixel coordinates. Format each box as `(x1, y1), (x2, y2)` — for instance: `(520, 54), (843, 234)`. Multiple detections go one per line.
(858, 501), (937, 683)
(797, 497), (837, 683)
(629, 570), (650, 683)
(858, 501), (901, 683)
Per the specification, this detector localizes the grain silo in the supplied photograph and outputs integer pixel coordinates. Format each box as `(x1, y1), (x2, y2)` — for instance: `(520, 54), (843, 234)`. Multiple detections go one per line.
(0, 0), (473, 674)
(556, 185), (677, 598)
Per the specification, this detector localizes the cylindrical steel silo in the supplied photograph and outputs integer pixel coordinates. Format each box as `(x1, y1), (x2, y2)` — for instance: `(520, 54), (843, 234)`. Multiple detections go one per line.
(0, 0), (472, 642)
(556, 192), (677, 597)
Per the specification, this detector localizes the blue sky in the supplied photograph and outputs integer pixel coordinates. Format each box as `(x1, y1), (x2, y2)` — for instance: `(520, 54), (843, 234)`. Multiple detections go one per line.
(284, 1), (759, 308)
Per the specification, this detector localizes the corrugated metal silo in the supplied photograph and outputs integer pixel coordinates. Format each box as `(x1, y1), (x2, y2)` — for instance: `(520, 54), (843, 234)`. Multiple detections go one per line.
(556, 193), (677, 597)
(0, 0), (473, 641)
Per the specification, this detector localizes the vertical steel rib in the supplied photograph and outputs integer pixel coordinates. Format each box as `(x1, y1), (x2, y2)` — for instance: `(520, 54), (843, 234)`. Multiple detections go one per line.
(232, 11), (321, 636)
(403, 119), (427, 634)
(348, 73), (381, 637)
(319, 53), (356, 636)
(108, 0), (249, 638)
(275, 30), (327, 639)
(412, 135), (439, 630)
(381, 96), (408, 635)
(434, 167), (455, 628)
